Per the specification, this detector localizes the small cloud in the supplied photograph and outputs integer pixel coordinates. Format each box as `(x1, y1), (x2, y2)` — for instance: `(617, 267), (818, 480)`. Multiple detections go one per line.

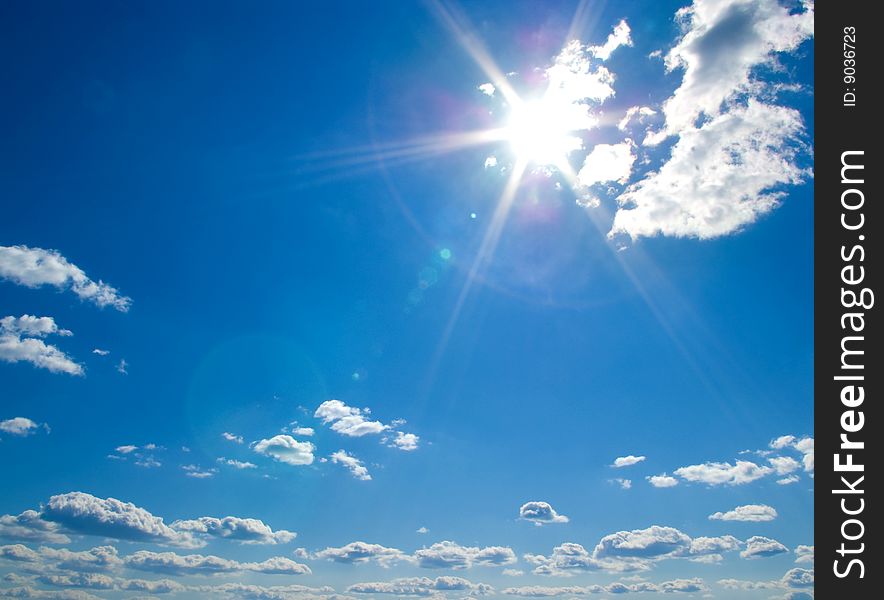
(217, 458), (257, 469)
(0, 417), (45, 437)
(777, 474), (800, 485)
(92, 348), (110, 356)
(612, 455), (646, 468)
(709, 504), (777, 522)
(484, 155), (498, 169)
(291, 427), (314, 437)
(252, 435), (315, 466)
(794, 545), (813, 564)
(478, 83), (495, 96)
(390, 431), (419, 451)
(647, 474), (679, 488)
(502, 569), (524, 577)
(330, 450), (371, 481)
(416, 526), (429, 534)
(116, 359), (128, 374)
(182, 465), (217, 479)
(740, 536), (789, 559)
(222, 432), (244, 444)
(612, 478), (632, 490)
(518, 501), (569, 525)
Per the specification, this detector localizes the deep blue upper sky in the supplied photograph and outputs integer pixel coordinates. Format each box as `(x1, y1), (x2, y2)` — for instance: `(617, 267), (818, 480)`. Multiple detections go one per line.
(1, 1), (814, 598)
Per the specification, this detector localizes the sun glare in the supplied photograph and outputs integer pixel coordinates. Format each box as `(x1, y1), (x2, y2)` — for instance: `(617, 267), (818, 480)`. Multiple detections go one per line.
(504, 98), (583, 167)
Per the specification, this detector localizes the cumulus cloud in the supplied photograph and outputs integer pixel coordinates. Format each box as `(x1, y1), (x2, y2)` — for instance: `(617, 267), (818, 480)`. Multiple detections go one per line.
(348, 576), (492, 596)
(650, 0), (813, 139)
(518, 502), (569, 525)
(478, 83), (496, 96)
(0, 544), (40, 562)
(253, 435), (315, 466)
(593, 526), (692, 561)
(0, 417), (46, 437)
(330, 450), (371, 481)
(611, 455), (646, 468)
(794, 544), (813, 564)
(124, 550), (310, 576)
(646, 474), (678, 488)
(740, 536), (788, 559)
(414, 541), (516, 569)
(0, 245), (131, 311)
(770, 435), (814, 474)
(578, 142), (636, 188)
(38, 545), (123, 572)
(170, 516), (296, 545)
(612, 100), (809, 239)
(588, 19), (632, 61)
(501, 578), (706, 596)
(0, 315), (83, 375)
(674, 458), (773, 485)
(0, 510), (71, 544)
(768, 456), (801, 475)
(523, 543), (602, 576)
(315, 400), (388, 437)
(709, 504), (777, 522)
(313, 542), (407, 567)
(390, 431), (420, 452)
(222, 432), (243, 444)
(40, 492), (197, 547)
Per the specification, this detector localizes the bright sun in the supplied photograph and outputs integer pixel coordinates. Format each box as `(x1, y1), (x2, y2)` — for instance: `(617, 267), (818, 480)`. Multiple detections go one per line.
(504, 98), (583, 167)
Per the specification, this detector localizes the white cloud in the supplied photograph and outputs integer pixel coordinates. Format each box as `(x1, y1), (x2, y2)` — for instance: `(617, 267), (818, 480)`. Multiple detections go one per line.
(390, 431), (420, 451)
(593, 526), (692, 561)
(0, 544), (40, 562)
(689, 535), (742, 557)
(769, 434), (814, 473)
(124, 550), (310, 576)
(502, 569), (524, 577)
(414, 541), (516, 569)
(170, 516), (296, 545)
(222, 432), (244, 444)
(38, 545), (122, 572)
(0, 315), (83, 376)
(0, 245), (131, 311)
(589, 19), (632, 61)
(416, 527), (429, 535)
(115, 358), (128, 375)
(40, 492), (198, 547)
(291, 427), (315, 437)
(115, 445), (138, 454)
(777, 474), (800, 485)
(674, 458), (773, 485)
(330, 450), (371, 481)
(217, 458), (257, 469)
(484, 156), (498, 169)
(651, 0), (813, 139)
(348, 576), (492, 596)
(314, 542), (407, 567)
(524, 543), (601, 576)
(768, 456), (801, 475)
(618, 106), (657, 131)
(0, 510), (70, 544)
(709, 504), (777, 522)
(518, 501), (569, 525)
(91, 348), (109, 356)
(0, 417), (44, 437)
(253, 435), (315, 466)
(794, 545), (813, 564)
(740, 536), (788, 559)
(612, 455), (646, 468)
(315, 400), (388, 437)
(613, 478), (632, 490)
(478, 83), (496, 96)
(182, 465), (217, 479)
(646, 474), (678, 488)
(612, 100), (809, 239)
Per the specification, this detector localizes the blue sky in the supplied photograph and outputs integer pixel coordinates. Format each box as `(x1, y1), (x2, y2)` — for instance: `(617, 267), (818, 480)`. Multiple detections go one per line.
(1, 1), (814, 598)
